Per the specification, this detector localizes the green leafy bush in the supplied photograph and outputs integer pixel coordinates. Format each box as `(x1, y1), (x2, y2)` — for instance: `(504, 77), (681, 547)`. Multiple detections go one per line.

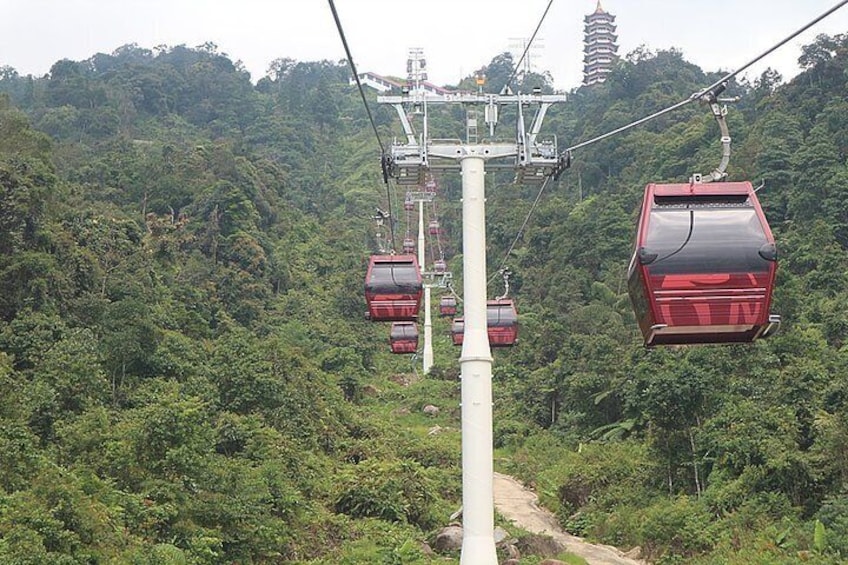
(334, 459), (442, 530)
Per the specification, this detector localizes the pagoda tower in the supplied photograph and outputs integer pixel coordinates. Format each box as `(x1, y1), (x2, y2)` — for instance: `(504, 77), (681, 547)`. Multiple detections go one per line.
(583, 1), (619, 86)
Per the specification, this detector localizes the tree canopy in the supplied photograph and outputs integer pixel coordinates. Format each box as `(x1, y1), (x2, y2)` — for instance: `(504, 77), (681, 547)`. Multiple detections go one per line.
(1, 35), (848, 563)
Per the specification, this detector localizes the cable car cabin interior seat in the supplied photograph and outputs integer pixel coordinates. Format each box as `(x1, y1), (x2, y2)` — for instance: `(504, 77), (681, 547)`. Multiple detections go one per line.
(365, 255), (423, 322)
(628, 181), (780, 347)
(390, 321), (418, 354)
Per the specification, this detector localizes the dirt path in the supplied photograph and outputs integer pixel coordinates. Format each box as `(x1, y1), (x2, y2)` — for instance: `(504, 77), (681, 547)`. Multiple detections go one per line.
(493, 472), (645, 565)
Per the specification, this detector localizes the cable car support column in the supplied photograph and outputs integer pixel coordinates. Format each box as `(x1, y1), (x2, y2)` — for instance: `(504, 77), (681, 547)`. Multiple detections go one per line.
(459, 153), (496, 564)
(419, 199), (434, 373)
(378, 87), (566, 565)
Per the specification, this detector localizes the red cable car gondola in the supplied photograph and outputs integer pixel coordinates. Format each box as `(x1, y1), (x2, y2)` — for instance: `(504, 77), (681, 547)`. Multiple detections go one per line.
(402, 237), (415, 254)
(390, 321), (418, 354)
(433, 259), (447, 274)
(487, 299), (519, 347)
(449, 300), (519, 347)
(365, 254), (423, 322)
(439, 295), (457, 317)
(428, 219), (441, 236)
(627, 181), (780, 346)
(451, 317), (464, 346)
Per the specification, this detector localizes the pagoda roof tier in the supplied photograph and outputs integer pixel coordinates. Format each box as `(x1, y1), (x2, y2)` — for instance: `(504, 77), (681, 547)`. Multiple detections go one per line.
(584, 40), (619, 50)
(584, 24), (617, 33)
(584, 13), (615, 23)
(584, 48), (619, 58)
(585, 33), (618, 43)
(584, 60), (616, 71)
(584, 55), (618, 64)
(587, 43), (617, 52)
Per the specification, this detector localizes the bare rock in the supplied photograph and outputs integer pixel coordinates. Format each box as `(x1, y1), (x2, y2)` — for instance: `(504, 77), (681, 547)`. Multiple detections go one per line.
(493, 526), (511, 544)
(420, 541), (434, 556)
(500, 543), (521, 560)
(501, 560), (521, 565)
(624, 546), (642, 559)
(423, 404), (440, 416)
(433, 525), (463, 552)
(517, 534), (565, 558)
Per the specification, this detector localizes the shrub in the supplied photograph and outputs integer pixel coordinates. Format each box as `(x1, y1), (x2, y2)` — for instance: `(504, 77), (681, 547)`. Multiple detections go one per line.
(637, 496), (715, 560)
(334, 459), (442, 529)
(816, 492), (848, 555)
(494, 418), (534, 448)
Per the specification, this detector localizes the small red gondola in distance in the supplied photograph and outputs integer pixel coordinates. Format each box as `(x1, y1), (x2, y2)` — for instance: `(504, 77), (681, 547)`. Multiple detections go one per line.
(439, 295), (457, 317)
(450, 300), (519, 347)
(627, 181), (780, 346)
(451, 317), (464, 346)
(390, 321), (418, 354)
(364, 254), (423, 322)
(486, 299), (519, 347)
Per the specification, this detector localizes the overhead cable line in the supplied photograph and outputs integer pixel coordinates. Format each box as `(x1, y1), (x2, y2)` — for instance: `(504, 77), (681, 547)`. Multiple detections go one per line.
(488, 0), (554, 285)
(488, 176), (551, 286)
(490, 0), (848, 287)
(504, 0), (555, 90)
(430, 198), (446, 261)
(327, 0), (385, 154)
(565, 0), (848, 154)
(327, 0), (398, 249)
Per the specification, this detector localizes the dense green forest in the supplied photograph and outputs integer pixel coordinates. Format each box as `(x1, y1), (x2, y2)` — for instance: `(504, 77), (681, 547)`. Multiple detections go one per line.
(1, 32), (848, 564)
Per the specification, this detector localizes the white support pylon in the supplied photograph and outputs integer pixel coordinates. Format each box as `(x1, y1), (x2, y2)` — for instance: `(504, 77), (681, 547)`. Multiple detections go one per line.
(418, 200), (434, 374)
(459, 153), (497, 564)
(377, 87), (566, 565)
(423, 286), (433, 373)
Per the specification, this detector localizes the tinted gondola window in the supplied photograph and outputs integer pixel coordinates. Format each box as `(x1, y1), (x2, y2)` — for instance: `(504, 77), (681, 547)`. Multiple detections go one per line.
(390, 322), (418, 339)
(645, 205), (771, 275)
(367, 261), (421, 292)
(487, 302), (517, 327)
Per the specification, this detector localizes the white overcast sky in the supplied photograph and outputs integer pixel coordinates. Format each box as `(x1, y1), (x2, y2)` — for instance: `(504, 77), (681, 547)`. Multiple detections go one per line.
(1, 1), (848, 91)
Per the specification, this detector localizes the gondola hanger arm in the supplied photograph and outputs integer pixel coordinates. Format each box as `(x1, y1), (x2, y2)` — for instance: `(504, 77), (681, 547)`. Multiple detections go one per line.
(691, 82), (735, 184)
(496, 268), (512, 301)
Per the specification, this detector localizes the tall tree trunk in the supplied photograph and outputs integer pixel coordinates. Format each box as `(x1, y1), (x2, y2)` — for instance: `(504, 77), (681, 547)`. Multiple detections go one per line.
(666, 435), (674, 495)
(689, 426), (701, 498)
